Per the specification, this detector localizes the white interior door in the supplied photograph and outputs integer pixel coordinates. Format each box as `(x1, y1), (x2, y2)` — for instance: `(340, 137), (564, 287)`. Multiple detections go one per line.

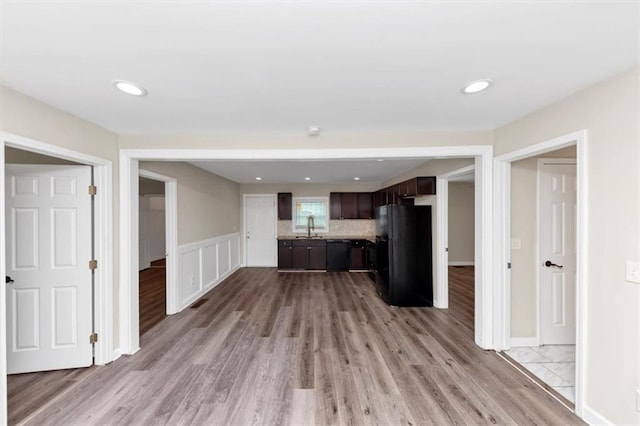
(5, 165), (93, 374)
(540, 161), (577, 345)
(245, 195), (276, 267)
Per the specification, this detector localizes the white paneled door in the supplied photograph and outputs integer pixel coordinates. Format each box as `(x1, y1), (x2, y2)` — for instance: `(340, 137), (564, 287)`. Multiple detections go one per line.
(5, 165), (93, 374)
(245, 195), (276, 267)
(540, 161), (577, 345)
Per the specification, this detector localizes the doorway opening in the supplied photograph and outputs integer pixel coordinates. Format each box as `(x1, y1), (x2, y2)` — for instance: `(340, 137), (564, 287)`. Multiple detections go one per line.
(138, 175), (168, 336)
(503, 145), (577, 405)
(446, 171), (476, 332)
(493, 130), (586, 416)
(3, 144), (107, 425)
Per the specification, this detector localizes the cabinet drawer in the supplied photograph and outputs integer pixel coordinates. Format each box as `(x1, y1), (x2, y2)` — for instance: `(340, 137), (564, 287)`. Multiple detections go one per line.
(278, 240), (294, 247)
(293, 239), (326, 247)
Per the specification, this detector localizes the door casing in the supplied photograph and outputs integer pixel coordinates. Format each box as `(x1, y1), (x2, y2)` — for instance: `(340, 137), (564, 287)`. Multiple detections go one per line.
(0, 131), (114, 425)
(493, 129), (587, 417)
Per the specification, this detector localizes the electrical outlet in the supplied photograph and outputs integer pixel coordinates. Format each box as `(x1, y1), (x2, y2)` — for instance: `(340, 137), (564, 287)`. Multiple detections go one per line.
(626, 261), (640, 284)
(511, 238), (522, 250)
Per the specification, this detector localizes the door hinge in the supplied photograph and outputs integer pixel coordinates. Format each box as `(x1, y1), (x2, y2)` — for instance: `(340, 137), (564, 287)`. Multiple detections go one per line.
(507, 262), (512, 269)
(89, 333), (98, 344)
(88, 185), (97, 196)
(89, 259), (98, 270)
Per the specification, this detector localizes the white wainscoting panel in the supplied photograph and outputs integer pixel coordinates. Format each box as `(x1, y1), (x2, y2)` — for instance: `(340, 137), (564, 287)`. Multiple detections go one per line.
(177, 232), (241, 311)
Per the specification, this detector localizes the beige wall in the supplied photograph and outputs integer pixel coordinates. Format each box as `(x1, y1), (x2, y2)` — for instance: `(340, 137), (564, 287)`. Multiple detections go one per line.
(1, 85), (121, 348)
(510, 146), (577, 338)
(139, 162), (240, 245)
(383, 158), (475, 187)
(5, 147), (81, 165)
(448, 182), (474, 263)
(139, 177), (165, 195)
(119, 130), (493, 150)
(495, 67), (640, 424)
(240, 182), (381, 196)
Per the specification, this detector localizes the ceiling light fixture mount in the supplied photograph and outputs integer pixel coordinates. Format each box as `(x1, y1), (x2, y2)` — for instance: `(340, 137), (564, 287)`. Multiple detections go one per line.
(113, 80), (147, 96)
(308, 126), (321, 136)
(461, 79), (493, 95)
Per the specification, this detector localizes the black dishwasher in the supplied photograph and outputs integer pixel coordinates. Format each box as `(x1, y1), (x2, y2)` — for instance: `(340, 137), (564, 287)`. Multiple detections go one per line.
(326, 240), (350, 271)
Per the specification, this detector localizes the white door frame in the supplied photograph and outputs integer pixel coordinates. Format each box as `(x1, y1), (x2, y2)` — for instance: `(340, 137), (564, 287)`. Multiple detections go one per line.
(537, 158), (577, 345)
(242, 194), (277, 267)
(138, 169), (179, 315)
(493, 129), (587, 417)
(0, 131), (114, 424)
(119, 146), (494, 355)
(435, 165), (475, 309)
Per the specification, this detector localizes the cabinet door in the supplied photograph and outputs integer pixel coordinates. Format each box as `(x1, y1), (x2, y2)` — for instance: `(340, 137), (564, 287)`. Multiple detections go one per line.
(292, 246), (308, 269)
(308, 246), (327, 270)
(357, 192), (373, 219)
(416, 177), (436, 195)
(373, 191), (384, 208)
(349, 246), (366, 269)
(330, 192), (342, 219)
(277, 246), (293, 269)
(341, 192), (358, 219)
(277, 193), (292, 220)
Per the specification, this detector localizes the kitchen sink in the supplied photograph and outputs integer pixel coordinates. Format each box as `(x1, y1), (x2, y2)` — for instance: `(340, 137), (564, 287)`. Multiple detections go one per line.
(294, 235), (324, 239)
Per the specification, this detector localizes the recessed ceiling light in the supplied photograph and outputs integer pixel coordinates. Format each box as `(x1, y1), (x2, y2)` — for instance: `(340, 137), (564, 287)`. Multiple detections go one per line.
(113, 80), (147, 96)
(376, 159), (385, 162)
(354, 177), (360, 181)
(304, 177), (311, 181)
(461, 79), (493, 94)
(255, 177), (262, 181)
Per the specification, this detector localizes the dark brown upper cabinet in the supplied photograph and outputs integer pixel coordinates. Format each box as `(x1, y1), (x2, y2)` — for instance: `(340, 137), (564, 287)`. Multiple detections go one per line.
(357, 192), (373, 219)
(277, 192), (292, 220)
(372, 176), (436, 207)
(330, 192), (370, 220)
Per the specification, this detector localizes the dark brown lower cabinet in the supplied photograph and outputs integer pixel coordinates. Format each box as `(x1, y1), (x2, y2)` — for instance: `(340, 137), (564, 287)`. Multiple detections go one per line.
(280, 239), (326, 270)
(349, 240), (368, 270)
(278, 240), (293, 269)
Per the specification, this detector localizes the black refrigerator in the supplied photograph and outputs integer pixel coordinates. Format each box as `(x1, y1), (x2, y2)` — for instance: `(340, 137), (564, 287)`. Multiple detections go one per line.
(375, 205), (433, 307)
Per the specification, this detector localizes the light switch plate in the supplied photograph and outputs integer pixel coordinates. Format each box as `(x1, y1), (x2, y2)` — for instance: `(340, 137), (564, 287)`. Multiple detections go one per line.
(626, 261), (640, 284)
(511, 238), (522, 250)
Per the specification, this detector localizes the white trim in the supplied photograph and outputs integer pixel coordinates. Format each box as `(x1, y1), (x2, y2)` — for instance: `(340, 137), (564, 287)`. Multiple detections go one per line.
(435, 164), (476, 310)
(536, 158), (577, 345)
(448, 261), (475, 266)
(435, 178), (448, 308)
(177, 233), (241, 310)
(119, 145), (495, 352)
(0, 131), (115, 424)
(581, 405), (613, 426)
(242, 194), (278, 267)
(509, 337), (540, 347)
(493, 129), (587, 418)
(138, 169), (179, 315)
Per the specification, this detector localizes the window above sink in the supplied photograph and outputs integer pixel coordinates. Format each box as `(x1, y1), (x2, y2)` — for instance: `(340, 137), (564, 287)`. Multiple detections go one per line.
(292, 197), (329, 234)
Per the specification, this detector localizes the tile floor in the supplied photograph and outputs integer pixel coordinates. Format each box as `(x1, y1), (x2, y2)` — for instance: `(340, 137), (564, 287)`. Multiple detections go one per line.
(503, 345), (575, 403)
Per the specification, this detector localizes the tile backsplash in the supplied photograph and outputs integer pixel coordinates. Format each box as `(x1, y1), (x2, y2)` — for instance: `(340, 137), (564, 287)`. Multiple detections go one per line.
(278, 220), (375, 238)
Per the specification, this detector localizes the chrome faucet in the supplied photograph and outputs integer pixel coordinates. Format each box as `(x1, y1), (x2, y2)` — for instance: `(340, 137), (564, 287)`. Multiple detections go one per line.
(307, 215), (315, 238)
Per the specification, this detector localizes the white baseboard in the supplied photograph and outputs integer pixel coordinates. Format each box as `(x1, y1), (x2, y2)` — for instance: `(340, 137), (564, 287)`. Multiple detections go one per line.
(510, 337), (539, 347)
(108, 349), (122, 364)
(582, 405), (613, 425)
(448, 261), (475, 266)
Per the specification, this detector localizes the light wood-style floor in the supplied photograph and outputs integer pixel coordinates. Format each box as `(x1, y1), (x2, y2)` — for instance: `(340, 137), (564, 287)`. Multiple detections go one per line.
(9, 267), (582, 425)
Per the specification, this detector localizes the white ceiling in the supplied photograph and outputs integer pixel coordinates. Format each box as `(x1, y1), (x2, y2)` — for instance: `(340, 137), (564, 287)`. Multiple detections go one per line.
(1, 1), (638, 136)
(190, 158), (430, 184)
(1, 1), (638, 184)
